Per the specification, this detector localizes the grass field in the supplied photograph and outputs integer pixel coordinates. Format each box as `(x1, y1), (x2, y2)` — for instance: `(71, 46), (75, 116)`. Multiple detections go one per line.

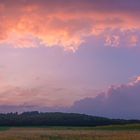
(0, 124), (140, 140)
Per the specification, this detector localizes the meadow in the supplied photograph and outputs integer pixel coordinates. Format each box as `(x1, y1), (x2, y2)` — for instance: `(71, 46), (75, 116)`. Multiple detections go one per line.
(0, 124), (140, 140)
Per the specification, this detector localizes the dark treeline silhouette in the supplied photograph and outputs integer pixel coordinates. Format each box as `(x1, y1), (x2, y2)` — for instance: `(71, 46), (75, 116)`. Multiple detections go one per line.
(0, 111), (139, 126)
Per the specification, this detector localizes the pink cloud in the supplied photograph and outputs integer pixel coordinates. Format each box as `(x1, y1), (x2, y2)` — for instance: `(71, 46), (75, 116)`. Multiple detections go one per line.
(0, 0), (139, 51)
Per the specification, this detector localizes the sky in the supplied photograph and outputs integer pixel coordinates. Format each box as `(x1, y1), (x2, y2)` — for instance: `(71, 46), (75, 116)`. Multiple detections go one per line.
(0, 0), (140, 119)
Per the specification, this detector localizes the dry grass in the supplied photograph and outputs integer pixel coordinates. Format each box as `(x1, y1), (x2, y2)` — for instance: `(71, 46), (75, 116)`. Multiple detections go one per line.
(0, 127), (139, 140)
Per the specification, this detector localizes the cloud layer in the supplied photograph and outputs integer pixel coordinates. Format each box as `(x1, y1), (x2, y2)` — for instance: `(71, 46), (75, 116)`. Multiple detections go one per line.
(1, 76), (140, 119)
(70, 77), (140, 119)
(0, 0), (140, 51)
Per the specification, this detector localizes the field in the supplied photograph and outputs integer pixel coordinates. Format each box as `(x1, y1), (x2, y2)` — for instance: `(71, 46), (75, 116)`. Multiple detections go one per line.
(0, 124), (140, 140)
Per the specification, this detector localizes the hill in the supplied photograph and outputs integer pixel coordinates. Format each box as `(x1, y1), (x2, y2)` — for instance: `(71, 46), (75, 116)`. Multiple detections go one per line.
(0, 111), (139, 126)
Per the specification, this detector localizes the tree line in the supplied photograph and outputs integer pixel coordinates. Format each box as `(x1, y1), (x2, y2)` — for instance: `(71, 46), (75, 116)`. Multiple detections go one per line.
(0, 111), (139, 126)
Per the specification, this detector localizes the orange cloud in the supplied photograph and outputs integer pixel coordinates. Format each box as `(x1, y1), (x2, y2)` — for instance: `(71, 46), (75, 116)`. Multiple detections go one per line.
(0, 0), (140, 51)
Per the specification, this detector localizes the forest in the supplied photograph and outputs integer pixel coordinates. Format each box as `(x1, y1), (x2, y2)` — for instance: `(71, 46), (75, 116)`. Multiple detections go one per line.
(0, 111), (139, 126)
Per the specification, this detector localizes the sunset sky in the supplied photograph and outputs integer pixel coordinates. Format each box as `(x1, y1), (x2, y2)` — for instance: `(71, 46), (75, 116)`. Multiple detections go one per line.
(0, 0), (140, 119)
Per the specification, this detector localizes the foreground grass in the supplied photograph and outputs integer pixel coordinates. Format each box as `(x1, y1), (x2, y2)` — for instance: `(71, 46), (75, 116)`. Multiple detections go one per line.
(0, 124), (140, 140)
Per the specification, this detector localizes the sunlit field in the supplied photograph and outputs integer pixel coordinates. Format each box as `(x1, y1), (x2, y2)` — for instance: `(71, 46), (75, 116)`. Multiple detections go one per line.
(0, 124), (140, 140)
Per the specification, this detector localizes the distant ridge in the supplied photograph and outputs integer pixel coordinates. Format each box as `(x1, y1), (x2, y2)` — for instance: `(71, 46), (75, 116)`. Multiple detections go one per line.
(0, 111), (139, 126)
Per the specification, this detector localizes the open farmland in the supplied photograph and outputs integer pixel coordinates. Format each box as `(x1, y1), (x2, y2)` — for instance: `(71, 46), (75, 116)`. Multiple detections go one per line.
(0, 125), (140, 140)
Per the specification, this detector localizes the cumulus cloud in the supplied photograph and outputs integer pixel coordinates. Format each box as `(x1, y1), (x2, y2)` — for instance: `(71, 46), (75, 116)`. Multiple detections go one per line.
(70, 77), (140, 119)
(0, 0), (139, 51)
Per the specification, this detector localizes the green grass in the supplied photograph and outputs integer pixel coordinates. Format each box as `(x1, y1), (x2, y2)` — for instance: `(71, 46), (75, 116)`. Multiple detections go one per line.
(17, 124), (140, 131)
(0, 127), (10, 131)
(94, 124), (140, 131)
